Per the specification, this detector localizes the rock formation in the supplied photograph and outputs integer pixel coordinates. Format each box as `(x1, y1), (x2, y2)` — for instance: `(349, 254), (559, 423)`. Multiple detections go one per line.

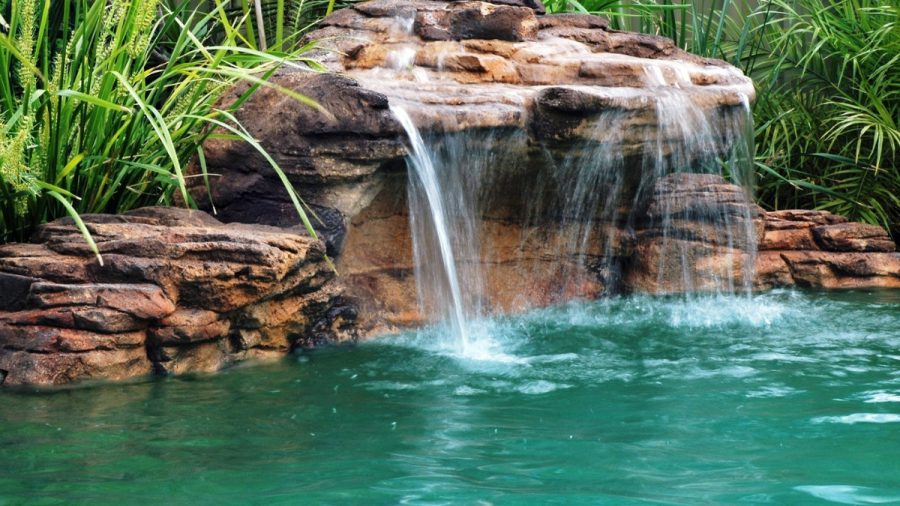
(755, 210), (899, 289)
(626, 174), (898, 292)
(0, 208), (354, 387)
(1, 0), (896, 387)
(195, 0), (763, 334)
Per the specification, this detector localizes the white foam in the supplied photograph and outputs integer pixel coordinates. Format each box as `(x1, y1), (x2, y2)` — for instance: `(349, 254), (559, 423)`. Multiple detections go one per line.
(516, 380), (571, 395)
(746, 385), (803, 398)
(812, 413), (900, 425)
(795, 485), (900, 504)
(453, 385), (486, 396)
(863, 392), (900, 404)
(751, 352), (817, 363)
(361, 381), (421, 392)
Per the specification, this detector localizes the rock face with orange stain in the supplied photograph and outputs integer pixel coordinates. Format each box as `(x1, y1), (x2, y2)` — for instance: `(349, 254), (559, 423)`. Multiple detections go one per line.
(0, 208), (355, 387)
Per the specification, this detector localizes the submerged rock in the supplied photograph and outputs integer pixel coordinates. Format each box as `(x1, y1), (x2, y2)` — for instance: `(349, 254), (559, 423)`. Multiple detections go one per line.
(0, 208), (354, 387)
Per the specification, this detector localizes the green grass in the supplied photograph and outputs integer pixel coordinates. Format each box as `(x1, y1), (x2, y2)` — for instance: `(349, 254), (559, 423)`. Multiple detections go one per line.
(0, 0), (324, 259)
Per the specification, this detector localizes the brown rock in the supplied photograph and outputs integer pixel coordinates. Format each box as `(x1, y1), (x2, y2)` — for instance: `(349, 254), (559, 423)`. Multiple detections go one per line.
(0, 346), (151, 386)
(538, 13), (609, 30)
(149, 309), (230, 345)
(346, 43), (389, 69)
(27, 282), (176, 320)
(754, 251), (794, 289)
(765, 209), (848, 225)
(443, 2), (539, 42)
(760, 228), (818, 251)
(0, 208), (349, 387)
(812, 222), (896, 252)
(781, 251), (900, 289)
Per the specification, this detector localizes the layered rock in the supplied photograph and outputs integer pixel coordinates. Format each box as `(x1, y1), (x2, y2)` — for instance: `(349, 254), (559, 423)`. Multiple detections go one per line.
(624, 174), (899, 292)
(0, 208), (354, 387)
(625, 173), (762, 294)
(194, 0), (759, 334)
(755, 210), (899, 289)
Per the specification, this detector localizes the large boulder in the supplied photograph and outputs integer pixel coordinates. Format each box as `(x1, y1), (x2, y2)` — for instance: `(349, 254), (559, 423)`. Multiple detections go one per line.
(624, 173), (762, 294)
(0, 208), (354, 387)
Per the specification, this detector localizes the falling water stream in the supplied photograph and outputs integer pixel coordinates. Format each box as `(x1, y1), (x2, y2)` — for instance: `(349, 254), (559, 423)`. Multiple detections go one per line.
(392, 82), (757, 354)
(392, 105), (472, 353)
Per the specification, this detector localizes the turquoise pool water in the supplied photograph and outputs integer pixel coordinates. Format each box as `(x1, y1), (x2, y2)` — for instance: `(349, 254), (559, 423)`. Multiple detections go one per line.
(2, 290), (899, 505)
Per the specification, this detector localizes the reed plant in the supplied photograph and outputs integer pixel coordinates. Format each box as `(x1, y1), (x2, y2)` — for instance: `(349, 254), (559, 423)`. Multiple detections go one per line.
(211, 0), (359, 51)
(0, 0), (322, 259)
(753, 0), (898, 236)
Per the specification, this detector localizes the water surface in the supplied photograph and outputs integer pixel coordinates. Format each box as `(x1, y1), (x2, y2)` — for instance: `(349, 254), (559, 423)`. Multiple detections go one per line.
(2, 290), (899, 505)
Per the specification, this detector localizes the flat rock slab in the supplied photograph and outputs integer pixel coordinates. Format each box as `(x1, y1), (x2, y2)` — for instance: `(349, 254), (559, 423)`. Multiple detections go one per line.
(0, 207), (355, 387)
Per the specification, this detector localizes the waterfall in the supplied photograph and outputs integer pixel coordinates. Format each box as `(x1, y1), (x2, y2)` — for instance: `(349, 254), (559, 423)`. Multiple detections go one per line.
(391, 105), (473, 353)
(391, 86), (756, 352)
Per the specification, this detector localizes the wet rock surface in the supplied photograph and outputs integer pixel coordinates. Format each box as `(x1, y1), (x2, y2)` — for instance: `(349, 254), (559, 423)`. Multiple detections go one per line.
(0, 208), (354, 387)
(625, 173), (762, 294)
(625, 174), (899, 292)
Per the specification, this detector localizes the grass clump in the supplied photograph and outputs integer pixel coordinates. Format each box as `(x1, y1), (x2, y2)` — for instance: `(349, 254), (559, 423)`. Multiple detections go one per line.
(0, 0), (322, 258)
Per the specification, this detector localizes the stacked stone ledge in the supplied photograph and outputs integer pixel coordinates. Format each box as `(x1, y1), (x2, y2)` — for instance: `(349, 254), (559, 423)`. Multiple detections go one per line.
(0, 208), (356, 387)
(755, 210), (899, 289)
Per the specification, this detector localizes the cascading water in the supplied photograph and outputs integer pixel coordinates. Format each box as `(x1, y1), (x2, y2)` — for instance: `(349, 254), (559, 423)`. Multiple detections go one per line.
(632, 87), (757, 295)
(391, 105), (473, 353)
(388, 57), (756, 355)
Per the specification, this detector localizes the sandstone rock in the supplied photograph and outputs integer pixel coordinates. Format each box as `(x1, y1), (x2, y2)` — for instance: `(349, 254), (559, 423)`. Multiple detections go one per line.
(753, 251), (794, 290)
(0, 207), (350, 387)
(624, 173), (759, 294)
(765, 209), (847, 226)
(27, 283), (176, 320)
(443, 2), (539, 42)
(760, 228), (817, 251)
(780, 251), (900, 289)
(538, 13), (608, 30)
(751, 210), (899, 289)
(812, 222), (896, 252)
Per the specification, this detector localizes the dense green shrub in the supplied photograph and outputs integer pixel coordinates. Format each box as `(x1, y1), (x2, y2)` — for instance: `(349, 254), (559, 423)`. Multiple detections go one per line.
(0, 0), (320, 258)
(753, 1), (898, 236)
